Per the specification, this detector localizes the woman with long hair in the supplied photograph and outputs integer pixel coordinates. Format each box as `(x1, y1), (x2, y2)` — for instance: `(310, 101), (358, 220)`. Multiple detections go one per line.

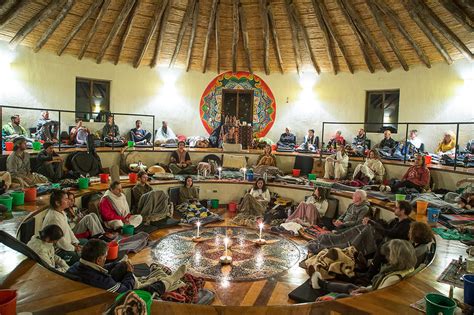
(287, 187), (330, 226)
(352, 150), (385, 184)
(232, 178), (271, 227)
(383, 154), (430, 193)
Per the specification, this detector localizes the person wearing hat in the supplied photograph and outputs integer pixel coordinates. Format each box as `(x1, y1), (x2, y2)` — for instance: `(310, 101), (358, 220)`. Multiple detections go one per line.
(6, 137), (48, 187)
(36, 142), (64, 182)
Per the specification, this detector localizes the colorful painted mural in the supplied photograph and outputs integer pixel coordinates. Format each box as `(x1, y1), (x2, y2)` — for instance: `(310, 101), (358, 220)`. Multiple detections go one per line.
(199, 71), (276, 138)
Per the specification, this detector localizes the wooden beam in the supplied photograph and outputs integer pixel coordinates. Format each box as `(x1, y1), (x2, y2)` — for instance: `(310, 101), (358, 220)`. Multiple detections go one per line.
(0, 0), (27, 29)
(215, 3), (220, 73)
(231, 0), (240, 73)
(186, 0), (200, 71)
(115, 0), (140, 65)
(34, 0), (75, 53)
(334, 0), (374, 72)
(97, 0), (136, 64)
(374, 0), (430, 68)
(57, 1), (102, 56)
(315, 0), (353, 73)
(454, 0), (474, 18)
(412, 0), (473, 61)
(284, 1), (302, 75)
(170, 0), (196, 68)
(9, 0), (65, 48)
(0, 0), (16, 16)
(78, 0), (111, 60)
(259, 0), (270, 75)
(311, 0), (336, 74)
(134, 0), (169, 68)
(239, 3), (252, 73)
(201, 0), (218, 73)
(340, 0), (391, 72)
(438, 0), (474, 32)
(366, 0), (408, 71)
(267, 3), (284, 74)
(150, 0), (171, 68)
(402, 0), (452, 64)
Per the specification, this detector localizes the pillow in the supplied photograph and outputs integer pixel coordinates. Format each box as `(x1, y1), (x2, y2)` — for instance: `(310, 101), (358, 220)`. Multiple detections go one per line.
(222, 154), (247, 169)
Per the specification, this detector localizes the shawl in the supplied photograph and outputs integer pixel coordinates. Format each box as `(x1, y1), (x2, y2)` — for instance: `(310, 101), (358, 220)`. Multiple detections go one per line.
(103, 190), (130, 217)
(306, 246), (357, 280)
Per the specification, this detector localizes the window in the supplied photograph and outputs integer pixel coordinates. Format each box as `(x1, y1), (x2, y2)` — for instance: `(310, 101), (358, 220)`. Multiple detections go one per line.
(221, 89), (254, 124)
(364, 89), (400, 133)
(75, 78), (110, 121)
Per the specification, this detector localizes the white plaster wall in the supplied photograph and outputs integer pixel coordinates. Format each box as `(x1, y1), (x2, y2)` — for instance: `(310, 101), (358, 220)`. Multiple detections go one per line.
(0, 41), (472, 150)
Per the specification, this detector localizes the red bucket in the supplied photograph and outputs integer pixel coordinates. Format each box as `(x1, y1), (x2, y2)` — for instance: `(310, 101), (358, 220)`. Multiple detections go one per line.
(425, 155), (432, 165)
(0, 290), (17, 315)
(271, 144), (277, 151)
(23, 187), (37, 202)
(128, 173), (137, 183)
(5, 142), (13, 151)
(228, 202), (237, 213)
(107, 241), (119, 260)
(292, 169), (301, 177)
(99, 173), (109, 184)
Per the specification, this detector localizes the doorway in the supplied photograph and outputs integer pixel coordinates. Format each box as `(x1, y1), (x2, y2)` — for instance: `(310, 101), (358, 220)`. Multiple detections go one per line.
(221, 89), (254, 124)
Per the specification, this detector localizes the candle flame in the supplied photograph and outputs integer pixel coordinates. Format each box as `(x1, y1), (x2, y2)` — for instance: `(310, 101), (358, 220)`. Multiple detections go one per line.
(259, 223), (264, 229)
(196, 221), (201, 227)
(224, 237), (229, 246)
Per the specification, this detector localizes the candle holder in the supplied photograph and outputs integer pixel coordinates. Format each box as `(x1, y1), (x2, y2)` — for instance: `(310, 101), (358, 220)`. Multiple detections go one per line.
(220, 237), (232, 265)
(218, 167), (222, 180)
(255, 238), (267, 246)
(192, 221), (202, 242)
(256, 222), (266, 246)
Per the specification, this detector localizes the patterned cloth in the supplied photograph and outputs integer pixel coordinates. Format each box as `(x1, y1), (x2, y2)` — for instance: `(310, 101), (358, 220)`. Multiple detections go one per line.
(238, 125), (253, 149)
(305, 246), (358, 280)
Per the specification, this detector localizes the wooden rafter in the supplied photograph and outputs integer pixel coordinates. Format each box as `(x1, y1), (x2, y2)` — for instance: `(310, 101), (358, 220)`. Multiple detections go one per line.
(134, 0), (169, 68)
(259, 0), (270, 75)
(57, 1), (102, 56)
(340, 0), (391, 72)
(151, 0), (171, 68)
(315, 0), (353, 74)
(267, 3), (284, 74)
(201, 0), (218, 73)
(374, 0), (430, 68)
(0, 0), (16, 16)
(115, 0), (140, 65)
(97, 0), (136, 64)
(454, 0), (474, 18)
(0, 0), (27, 29)
(34, 0), (75, 53)
(335, 0), (374, 72)
(170, 0), (196, 68)
(438, 0), (473, 32)
(239, 3), (252, 73)
(402, 0), (452, 64)
(9, 0), (66, 48)
(215, 3), (220, 73)
(232, 0), (240, 73)
(186, 0), (200, 72)
(284, 1), (302, 75)
(78, 0), (111, 60)
(366, 0), (408, 71)
(311, 0), (336, 74)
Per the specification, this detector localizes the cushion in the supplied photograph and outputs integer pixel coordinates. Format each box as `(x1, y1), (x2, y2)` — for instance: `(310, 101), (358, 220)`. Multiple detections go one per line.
(222, 154), (247, 169)
(288, 279), (326, 303)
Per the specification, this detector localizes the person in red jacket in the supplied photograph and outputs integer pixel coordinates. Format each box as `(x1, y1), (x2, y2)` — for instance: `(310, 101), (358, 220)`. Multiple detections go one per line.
(99, 181), (143, 230)
(385, 154), (430, 193)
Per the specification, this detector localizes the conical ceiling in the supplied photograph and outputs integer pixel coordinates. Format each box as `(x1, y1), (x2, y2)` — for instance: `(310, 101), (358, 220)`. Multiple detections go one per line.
(0, 0), (472, 74)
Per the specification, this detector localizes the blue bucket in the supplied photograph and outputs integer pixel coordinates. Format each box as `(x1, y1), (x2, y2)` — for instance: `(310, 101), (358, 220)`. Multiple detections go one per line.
(246, 172), (254, 181)
(427, 208), (441, 225)
(463, 274), (474, 306)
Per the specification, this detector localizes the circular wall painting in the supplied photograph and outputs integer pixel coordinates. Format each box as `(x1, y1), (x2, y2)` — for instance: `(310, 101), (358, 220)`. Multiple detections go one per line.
(199, 71), (276, 138)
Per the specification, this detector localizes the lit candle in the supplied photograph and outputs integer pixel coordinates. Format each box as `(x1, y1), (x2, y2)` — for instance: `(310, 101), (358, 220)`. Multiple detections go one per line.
(242, 167), (247, 180)
(259, 223), (264, 240)
(196, 221), (201, 238)
(224, 237), (229, 256)
(218, 167), (222, 180)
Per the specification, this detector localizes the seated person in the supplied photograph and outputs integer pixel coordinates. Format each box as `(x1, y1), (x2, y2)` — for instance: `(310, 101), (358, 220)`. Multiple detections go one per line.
(131, 171), (153, 212)
(327, 130), (345, 149)
(287, 187), (329, 226)
(350, 128), (368, 156)
(66, 192), (106, 239)
(169, 141), (196, 174)
(255, 144), (277, 167)
(325, 190), (370, 230)
(409, 221), (434, 267)
(7, 137), (48, 188)
(0, 171), (12, 191)
(382, 154), (430, 193)
(297, 129), (318, 151)
(27, 224), (69, 272)
(130, 120), (152, 145)
(352, 150), (385, 185)
(324, 145), (349, 180)
(67, 239), (187, 294)
(2, 114), (33, 142)
(179, 176), (200, 205)
(277, 127), (296, 150)
(42, 190), (83, 265)
(36, 142), (64, 183)
(102, 115), (124, 143)
(221, 125), (238, 146)
(99, 181), (143, 230)
(363, 200), (412, 241)
(435, 131), (456, 155)
(69, 119), (89, 145)
(154, 121), (177, 146)
(399, 129), (423, 156)
(376, 130), (398, 157)
(232, 178), (271, 227)
(36, 111), (59, 142)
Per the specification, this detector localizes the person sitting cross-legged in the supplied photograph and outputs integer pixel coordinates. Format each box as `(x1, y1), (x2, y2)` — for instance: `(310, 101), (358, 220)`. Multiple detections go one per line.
(130, 120), (152, 145)
(169, 141), (196, 174)
(381, 154), (430, 193)
(66, 191), (107, 239)
(36, 110), (60, 142)
(27, 224), (70, 272)
(286, 187), (330, 226)
(36, 142), (64, 183)
(232, 178), (271, 227)
(324, 145), (349, 180)
(131, 171), (153, 213)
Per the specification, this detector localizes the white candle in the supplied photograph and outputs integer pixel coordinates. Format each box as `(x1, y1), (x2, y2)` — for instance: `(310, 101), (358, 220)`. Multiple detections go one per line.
(224, 237), (229, 256)
(196, 221), (201, 238)
(259, 223), (264, 240)
(218, 167), (222, 180)
(242, 168), (247, 179)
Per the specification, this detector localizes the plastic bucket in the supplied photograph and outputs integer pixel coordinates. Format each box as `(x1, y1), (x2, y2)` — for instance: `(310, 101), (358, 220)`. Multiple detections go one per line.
(427, 208), (441, 225)
(211, 199), (219, 209)
(0, 290), (17, 315)
(395, 194), (406, 201)
(107, 241), (119, 260)
(308, 174), (317, 180)
(129, 173), (138, 183)
(417, 200), (429, 215)
(425, 293), (456, 315)
(5, 142), (13, 151)
(228, 202), (237, 213)
(32, 141), (42, 151)
(246, 172), (254, 181)
(271, 144), (277, 151)
(127, 141), (135, 148)
(425, 155), (432, 165)
(99, 173), (109, 184)
(122, 224), (134, 235)
(10, 191), (24, 206)
(24, 187), (37, 202)
(0, 196), (13, 212)
(116, 290), (152, 314)
(292, 169), (301, 177)
(463, 274), (474, 305)
(78, 177), (89, 190)
(51, 183), (60, 189)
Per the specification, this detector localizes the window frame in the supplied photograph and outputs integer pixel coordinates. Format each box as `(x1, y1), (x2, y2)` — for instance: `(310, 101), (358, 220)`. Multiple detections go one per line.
(75, 77), (111, 120)
(364, 89), (400, 133)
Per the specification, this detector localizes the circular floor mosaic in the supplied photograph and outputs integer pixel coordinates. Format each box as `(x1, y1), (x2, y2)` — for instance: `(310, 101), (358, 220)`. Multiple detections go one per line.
(151, 226), (302, 282)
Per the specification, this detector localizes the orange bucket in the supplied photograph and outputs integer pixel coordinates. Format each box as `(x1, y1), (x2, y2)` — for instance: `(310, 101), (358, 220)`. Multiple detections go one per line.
(107, 241), (119, 260)
(425, 155), (432, 165)
(5, 142), (13, 151)
(128, 173), (137, 183)
(99, 173), (109, 184)
(416, 200), (429, 215)
(228, 202), (237, 213)
(292, 169), (301, 177)
(23, 187), (37, 202)
(0, 290), (17, 315)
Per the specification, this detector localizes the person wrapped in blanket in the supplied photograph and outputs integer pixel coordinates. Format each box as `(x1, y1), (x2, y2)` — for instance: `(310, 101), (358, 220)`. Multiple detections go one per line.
(177, 176), (217, 224)
(154, 121), (178, 146)
(309, 239), (416, 298)
(350, 150), (385, 186)
(69, 119), (90, 145)
(380, 154), (430, 193)
(286, 187), (330, 227)
(253, 144), (281, 178)
(276, 127), (296, 151)
(324, 145), (349, 180)
(320, 190), (370, 231)
(436, 131), (456, 155)
(2, 114), (35, 143)
(398, 129), (423, 157)
(375, 130), (399, 158)
(347, 128), (368, 156)
(232, 178), (271, 227)
(27, 224), (70, 272)
(296, 129), (318, 152)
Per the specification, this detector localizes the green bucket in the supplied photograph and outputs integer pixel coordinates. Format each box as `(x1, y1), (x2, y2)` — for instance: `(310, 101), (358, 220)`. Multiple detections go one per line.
(116, 290), (152, 314)
(32, 141), (42, 151)
(10, 191), (25, 206)
(122, 224), (134, 235)
(127, 141), (135, 148)
(425, 293), (456, 315)
(308, 174), (317, 180)
(51, 183), (60, 189)
(0, 195), (13, 212)
(77, 178), (89, 190)
(395, 194), (406, 201)
(211, 199), (219, 209)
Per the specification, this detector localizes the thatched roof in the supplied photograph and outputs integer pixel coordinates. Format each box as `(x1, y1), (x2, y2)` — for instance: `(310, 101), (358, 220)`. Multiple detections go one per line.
(0, 0), (472, 74)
